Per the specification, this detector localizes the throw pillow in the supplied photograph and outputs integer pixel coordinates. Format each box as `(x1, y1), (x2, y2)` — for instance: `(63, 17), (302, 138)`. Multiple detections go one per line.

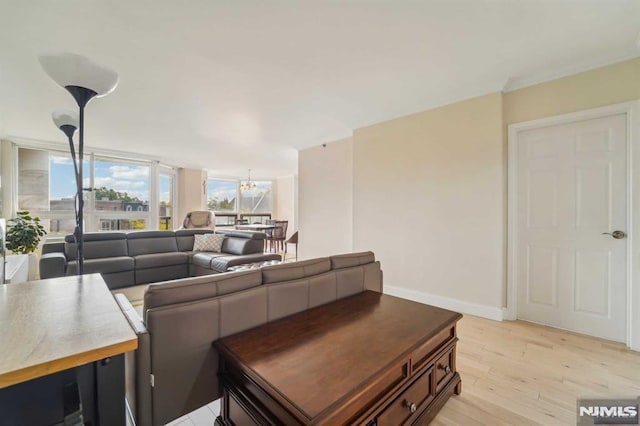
(193, 233), (225, 252)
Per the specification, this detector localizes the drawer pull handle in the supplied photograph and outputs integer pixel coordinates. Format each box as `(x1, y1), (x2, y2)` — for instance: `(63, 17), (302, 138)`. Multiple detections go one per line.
(405, 401), (417, 413)
(438, 363), (451, 374)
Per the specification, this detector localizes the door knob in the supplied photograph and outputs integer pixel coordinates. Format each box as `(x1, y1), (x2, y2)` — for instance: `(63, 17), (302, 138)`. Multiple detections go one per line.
(602, 230), (626, 239)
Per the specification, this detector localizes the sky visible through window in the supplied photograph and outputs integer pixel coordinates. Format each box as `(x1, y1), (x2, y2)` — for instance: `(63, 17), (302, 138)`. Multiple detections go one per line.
(50, 156), (150, 202)
(160, 175), (171, 203)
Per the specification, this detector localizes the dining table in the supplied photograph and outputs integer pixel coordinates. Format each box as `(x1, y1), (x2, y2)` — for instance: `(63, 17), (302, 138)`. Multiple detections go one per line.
(235, 223), (275, 232)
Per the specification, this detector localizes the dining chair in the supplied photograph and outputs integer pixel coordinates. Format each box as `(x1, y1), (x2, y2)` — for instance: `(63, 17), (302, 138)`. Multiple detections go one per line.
(284, 231), (298, 261)
(268, 220), (288, 253)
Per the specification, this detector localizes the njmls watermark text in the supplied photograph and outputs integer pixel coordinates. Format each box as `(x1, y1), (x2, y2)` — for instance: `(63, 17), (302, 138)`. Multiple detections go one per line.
(578, 398), (639, 425)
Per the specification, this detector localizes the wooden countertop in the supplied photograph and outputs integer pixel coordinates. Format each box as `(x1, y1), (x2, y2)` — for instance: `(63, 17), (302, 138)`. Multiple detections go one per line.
(0, 274), (138, 388)
(217, 291), (462, 421)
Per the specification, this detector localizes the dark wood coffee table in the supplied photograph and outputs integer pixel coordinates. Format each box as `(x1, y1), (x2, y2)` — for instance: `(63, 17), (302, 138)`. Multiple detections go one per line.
(215, 291), (462, 425)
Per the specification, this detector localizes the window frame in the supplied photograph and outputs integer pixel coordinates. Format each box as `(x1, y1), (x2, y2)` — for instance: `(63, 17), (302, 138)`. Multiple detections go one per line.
(206, 178), (240, 215)
(10, 142), (179, 237)
(207, 176), (275, 227)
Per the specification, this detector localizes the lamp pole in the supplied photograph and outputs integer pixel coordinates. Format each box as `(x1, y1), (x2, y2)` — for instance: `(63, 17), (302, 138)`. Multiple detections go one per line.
(53, 110), (81, 272)
(66, 87), (97, 276)
(41, 53), (119, 276)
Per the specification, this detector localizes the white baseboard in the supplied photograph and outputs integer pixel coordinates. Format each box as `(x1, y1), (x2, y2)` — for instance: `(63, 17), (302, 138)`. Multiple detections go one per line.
(384, 285), (504, 322)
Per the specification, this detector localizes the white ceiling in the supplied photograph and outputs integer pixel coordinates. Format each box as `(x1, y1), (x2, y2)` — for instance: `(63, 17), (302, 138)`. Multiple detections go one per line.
(1, 1), (638, 178)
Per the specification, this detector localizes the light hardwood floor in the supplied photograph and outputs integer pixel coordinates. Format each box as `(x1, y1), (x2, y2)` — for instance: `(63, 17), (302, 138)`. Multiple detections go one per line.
(432, 315), (640, 425)
(166, 314), (639, 425)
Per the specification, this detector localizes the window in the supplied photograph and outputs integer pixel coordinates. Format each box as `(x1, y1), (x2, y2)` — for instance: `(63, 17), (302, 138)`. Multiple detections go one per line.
(49, 153), (86, 211)
(93, 159), (150, 211)
(207, 180), (237, 213)
(206, 177), (274, 226)
(92, 158), (149, 231)
(18, 148), (80, 236)
(14, 147), (170, 236)
(159, 172), (174, 230)
(240, 181), (273, 214)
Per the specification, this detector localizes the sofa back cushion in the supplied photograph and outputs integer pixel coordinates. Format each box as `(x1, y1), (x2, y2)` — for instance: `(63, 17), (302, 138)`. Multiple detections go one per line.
(221, 237), (263, 255)
(261, 257), (331, 284)
(175, 229), (214, 252)
(144, 270), (262, 310)
(219, 286), (268, 338)
(127, 231), (178, 256)
(64, 232), (128, 260)
(330, 251), (376, 269)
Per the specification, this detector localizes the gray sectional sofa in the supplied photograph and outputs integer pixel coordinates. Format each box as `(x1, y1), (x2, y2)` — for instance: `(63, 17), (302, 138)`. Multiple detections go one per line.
(114, 251), (382, 426)
(39, 229), (281, 289)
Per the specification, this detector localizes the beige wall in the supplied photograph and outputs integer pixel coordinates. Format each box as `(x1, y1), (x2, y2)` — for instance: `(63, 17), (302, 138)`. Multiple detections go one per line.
(275, 175), (297, 240)
(504, 57), (640, 125)
(353, 93), (505, 308)
(177, 168), (207, 227)
(298, 138), (353, 259)
(297, 57), (640, 314)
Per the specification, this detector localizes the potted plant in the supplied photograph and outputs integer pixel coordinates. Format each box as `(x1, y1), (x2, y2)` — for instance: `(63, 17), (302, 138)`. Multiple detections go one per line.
(6, 211), (47, 280)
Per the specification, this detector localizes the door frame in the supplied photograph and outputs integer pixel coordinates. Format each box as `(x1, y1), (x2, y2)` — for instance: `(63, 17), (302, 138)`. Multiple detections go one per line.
(506, 101), (640, 350)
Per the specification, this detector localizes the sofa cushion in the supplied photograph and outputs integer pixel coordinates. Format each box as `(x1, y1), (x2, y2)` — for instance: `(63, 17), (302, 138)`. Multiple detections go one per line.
(175, 229), (213, 251)
(135, 252), (189, 269)
(143, 270), (262, 310)
(101, 271), (136, 290)
(336, 267), (365, 298)
(215, 230), (266, 240)
(330, 251), (376, 270)
(267, 279), (309, 321)
(67, 256), (134, 275)
(190, 252), (226, 268)
(221, 237), (264, 256)
(40, 252), (66, 278)
(309, 272), (338, 308)
(136, 265), (188, 285)
(261, 257), (331, 284)
(193, 234), (224, 252)
(65, 232), (128, 260)
(219, 287), (267, 337)
(127, 231), (178, 256)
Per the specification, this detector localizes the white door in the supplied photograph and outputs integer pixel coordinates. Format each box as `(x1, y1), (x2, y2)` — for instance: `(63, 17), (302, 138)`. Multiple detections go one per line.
(516, 113), (627, 342)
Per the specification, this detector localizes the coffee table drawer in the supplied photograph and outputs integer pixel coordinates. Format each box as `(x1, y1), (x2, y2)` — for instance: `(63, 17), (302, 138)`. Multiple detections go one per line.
(435, 346), (455, 393)
(376, 366), (434, 426)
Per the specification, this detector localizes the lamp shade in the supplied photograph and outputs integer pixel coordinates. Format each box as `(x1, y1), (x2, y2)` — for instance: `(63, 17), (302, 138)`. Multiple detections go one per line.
(38, 52), (119, 97)
(52, 110), (79, 130)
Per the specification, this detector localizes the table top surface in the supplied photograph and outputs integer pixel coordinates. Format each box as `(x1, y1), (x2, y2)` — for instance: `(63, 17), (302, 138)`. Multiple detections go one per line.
(217, 291), (462, 420)
(235, 224), (275, 230)
(0, 274), (138, 388)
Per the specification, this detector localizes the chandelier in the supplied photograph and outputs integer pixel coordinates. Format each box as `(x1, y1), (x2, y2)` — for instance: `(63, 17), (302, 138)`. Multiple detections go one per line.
(240, 169), (258, 191)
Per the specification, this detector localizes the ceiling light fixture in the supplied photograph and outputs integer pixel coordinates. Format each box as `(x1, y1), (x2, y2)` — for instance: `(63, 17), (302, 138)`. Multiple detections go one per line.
(40, 52), (119, 275)
(240, 169), (258, 191)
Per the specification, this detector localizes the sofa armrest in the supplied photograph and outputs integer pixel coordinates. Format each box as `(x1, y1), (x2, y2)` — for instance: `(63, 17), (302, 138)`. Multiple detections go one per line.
(115, 293), (147, 334)
(114, 293), (152, 426)
(39, 252), (67, 279)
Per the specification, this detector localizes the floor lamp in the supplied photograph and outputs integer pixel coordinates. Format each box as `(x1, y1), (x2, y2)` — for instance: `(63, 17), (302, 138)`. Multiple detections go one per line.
(40, 53), (118, 275)
(52, 110), (81, 269)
